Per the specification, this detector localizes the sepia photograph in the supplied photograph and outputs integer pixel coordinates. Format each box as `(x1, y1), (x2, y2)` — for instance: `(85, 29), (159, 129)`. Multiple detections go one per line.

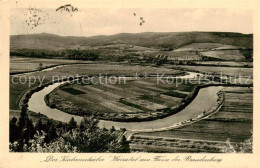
(1, 0), (260, 167)
(8, 3), (254, 153)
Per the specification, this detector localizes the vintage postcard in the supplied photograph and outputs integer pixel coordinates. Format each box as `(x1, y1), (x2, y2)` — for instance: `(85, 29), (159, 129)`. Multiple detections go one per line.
(0, 0), (259, 167)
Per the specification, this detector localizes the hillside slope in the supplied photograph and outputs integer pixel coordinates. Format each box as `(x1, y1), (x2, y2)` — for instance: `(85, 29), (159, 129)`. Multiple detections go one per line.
(10, 32), (253, 51)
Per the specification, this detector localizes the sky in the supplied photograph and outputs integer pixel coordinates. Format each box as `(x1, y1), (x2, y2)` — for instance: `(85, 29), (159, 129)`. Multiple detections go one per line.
(10, 8), (253, 37)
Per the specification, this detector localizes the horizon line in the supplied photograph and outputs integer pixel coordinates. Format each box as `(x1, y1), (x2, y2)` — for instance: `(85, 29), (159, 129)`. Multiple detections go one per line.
(10, 31), (253, 38)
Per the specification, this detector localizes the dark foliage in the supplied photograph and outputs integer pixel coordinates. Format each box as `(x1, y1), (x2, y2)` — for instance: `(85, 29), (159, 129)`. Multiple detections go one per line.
(9, 112), (130, 153)
(10, 48), (99, 61)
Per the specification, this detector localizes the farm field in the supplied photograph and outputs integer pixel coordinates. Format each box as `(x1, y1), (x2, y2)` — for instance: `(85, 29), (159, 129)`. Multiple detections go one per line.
(47, 77), (203, 121)
(165, 51), (200, 61)
(200, 50), (245, 60)
(173, 42), (244, 52)
(130, 136), (237, 153)
(44, 63), (183, 77)
(192, 61), (253, 67)
(214, 45), (245, 50)
(10, 57), (89, 73)
(131, 87), (253, 153)
(9, 63), (183, 110)
(176, 65), (253, 77)
(174, 43), (226, 51)
(96, 44), (159, 52)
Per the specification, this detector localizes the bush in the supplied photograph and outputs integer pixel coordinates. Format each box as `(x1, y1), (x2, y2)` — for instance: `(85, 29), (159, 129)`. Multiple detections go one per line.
(10, 115), (130, 153)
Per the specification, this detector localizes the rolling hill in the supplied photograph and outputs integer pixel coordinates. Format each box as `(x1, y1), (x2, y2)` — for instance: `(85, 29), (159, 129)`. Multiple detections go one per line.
(10, 32), (253, 51)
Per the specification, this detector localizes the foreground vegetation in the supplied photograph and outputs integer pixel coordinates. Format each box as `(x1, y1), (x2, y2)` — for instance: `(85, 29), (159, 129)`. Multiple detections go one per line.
(9, 105), (130, 153)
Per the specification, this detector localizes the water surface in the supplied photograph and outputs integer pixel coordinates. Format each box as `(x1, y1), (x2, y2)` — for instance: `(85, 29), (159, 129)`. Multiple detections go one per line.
(28, 73), (222, 130)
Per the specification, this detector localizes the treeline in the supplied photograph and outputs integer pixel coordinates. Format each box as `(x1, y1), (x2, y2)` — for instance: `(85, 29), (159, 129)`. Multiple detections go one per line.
(62, 49), (99, 60)
(240, 49), (253, 61)
(10, 49), (99, 61)
(9, 105), (130, 153)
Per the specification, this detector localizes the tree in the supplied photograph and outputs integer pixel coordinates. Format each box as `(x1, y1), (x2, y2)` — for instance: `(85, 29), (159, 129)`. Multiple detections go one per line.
(35, 119), (44, 132)
(56, 121), (64, 129)
(10, 106), (31, 151)
(102, 127), (108, 131)
(61, 117), (120, 152)
(16, 105), (36, 143)
(108, 135), (130, 153)
(120, 128), (126, 132)
(9, 117), (19, 142)
(46, 124), (57, 143)
(118, 135), (130, 153)
(10, 113), (131, 153)
(38, 63), (43, 70)
(46, 120), (53, 129)
(179, 61), (184, 65)
(64, 49), (99, 61)
(20, 119), (35, 144)
(68, 117), (77, 131)
(79, 116), (99, 132)
(110, 126), (116, 133)
(18, 105), (29, 131)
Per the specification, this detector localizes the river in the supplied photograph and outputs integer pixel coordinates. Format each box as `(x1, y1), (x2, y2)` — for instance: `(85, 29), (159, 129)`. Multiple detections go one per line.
(11, 64), (70, 76)
(27, 72), (223, 131)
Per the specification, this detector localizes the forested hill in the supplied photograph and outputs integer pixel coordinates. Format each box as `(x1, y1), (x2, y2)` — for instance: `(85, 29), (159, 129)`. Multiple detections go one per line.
(10, 32), (253, 51)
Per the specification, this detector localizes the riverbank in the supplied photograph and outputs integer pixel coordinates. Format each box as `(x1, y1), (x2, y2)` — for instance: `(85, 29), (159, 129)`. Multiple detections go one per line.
(43, 73), (199, 122)
(20, 68), (252, 131)
(26, 83), (228, 131)
(43, 76), (252, 122)
(126, 90), (225, 139)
